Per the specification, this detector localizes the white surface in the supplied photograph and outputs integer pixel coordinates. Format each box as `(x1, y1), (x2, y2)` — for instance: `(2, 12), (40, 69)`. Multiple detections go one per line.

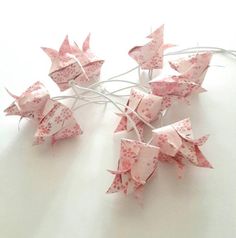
(0, 1), (236, 237)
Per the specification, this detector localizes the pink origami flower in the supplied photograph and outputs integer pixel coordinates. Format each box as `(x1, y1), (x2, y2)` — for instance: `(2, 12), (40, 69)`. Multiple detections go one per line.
(115, 88), (163, 139)
(4, 81), (50, 121)
(107, 138), (160, 195)
(151, 118), (212, 177)
(169, 52), (212, 85)
(128, 24), (173, 70)
(34, 99), (82, 145)
(149, 75), (206, 109)
(42, 34), (104, 91)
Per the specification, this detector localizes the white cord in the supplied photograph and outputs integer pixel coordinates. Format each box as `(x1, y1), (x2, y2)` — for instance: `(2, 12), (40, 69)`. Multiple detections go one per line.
(69, 80), (143, 142)
(72, 95), (155, 130)
(165, 46), (236, 58)
(104, 66), (139, 81)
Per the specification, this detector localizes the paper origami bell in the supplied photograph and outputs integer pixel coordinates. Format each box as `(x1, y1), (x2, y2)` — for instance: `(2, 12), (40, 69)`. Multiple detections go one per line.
(151, 118), (212, 177)
(4, 81), (50, 121)
(107, 138), (159, 195)
(115, 88), (163, 139)
(169, 52), (212, 85)
(128, 24), (173, 70)
(42, 34), (104, 91)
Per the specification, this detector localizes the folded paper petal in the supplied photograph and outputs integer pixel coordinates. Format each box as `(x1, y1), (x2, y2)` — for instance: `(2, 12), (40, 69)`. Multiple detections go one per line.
(4, 81), (50, 120)
(128, 25), (173, 70)
(115, 88), (162, 139)
(151, 118), (212, 175)
(107, 139), (159, 195)
(149, 75), (206, 109)
(42, 34), (104, 91)
(169, 52), (212, 85)
(34, 99), (82, 145)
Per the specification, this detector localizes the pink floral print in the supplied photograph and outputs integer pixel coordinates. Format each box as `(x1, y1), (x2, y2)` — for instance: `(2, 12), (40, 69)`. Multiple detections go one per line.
(151, 118), (212, 178)
(169, 52), (212, 85)
(128, 25), (173, 70)
(42, 34), (104, 91)
(107, 138), (159, 195)
(115, 88), (163, 139)
(4, 81), (82, 145)
(34, 99), (82, 145)
(4, 81), (50, 121)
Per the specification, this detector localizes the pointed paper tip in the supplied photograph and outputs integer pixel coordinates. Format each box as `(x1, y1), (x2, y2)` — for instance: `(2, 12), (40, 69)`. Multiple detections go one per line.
(147, 24), (164, 38)
(59, 35), (71, 55)
(41, 47), (58, 60)
(83, 32), (91, 52)
(209, 164), (214, 169)
(5, 87), (18, 99)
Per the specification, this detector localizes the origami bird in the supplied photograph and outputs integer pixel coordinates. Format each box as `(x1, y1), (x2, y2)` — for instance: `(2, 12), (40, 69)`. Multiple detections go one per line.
(42, 34), (104, 91)
(4, 81), (50, 121)
(107, 138), (160, 195)
(115, 88), (163, 139)
(169, 52), (212, 85)
(128, 24), (173, 70)
(151, 118), (212, 178)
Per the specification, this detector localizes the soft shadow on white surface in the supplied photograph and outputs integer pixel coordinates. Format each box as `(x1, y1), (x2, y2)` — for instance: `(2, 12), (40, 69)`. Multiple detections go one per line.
(0, 0), (236, 237)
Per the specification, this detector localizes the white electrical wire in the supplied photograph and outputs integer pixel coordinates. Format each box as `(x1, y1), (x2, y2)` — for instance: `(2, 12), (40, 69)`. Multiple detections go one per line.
(69, 80), (143, 142)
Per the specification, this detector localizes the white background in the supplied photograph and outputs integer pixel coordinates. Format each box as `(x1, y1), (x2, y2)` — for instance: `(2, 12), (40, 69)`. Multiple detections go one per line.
(0, 0), (236, 237)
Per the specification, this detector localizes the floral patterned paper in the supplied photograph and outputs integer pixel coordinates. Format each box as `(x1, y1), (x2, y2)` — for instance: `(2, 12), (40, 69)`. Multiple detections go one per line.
(169, 52), (212, 85)
(115, 88), (163, 139)
(151, 118), (212, 177)
(4, 81), (50, 121)
(128, 25), (173, 70)
(107, 138), (159, 195)
(34, 99), (82, 145)
(149, 75), (206, 108)
(4, 81), (82, 145)
(42, 34), (104, 91)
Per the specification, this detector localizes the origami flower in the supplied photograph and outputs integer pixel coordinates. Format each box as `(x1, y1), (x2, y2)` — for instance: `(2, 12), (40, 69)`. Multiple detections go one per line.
(115, 88), (163, 139)
(149, 75), (206, 109)
(34, 99), (82, 145)
(4, 81), (50, 121)
(107, 138), (160, 195)
(169, 52), (212, 85)
(128, 24), (173, 70)
(151, 118), (212, 177)
(42, 34), (104, 91)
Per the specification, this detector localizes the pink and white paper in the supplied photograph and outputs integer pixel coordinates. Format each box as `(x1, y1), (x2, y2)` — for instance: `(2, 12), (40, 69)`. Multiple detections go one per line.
(42, 34), (104, 91)
(4, 81), (50, 121)
(149, 75), (206, 108)
(4, 81), (82, 145)
(34, 99), (83, 145)
(107, 138), (159, 195)
(115, 88), (163, 139)
(151, 118), (212, 177)
(169, 52), (212, 85)
(128, 25), (173, 70)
